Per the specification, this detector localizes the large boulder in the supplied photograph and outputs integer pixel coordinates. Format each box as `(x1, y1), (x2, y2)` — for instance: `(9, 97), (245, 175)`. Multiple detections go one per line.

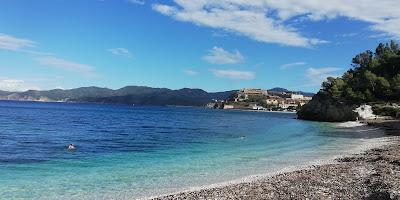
(297, 92), (358, 122)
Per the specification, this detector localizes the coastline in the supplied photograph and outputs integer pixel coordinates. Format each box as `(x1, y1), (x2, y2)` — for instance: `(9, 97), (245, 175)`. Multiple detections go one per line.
(150, 120), (400, 200)
(223, 108), (296, 114)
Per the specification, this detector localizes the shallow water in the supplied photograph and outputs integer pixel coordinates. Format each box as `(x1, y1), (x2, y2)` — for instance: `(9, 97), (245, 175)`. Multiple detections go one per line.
(0, 101), (386, 199)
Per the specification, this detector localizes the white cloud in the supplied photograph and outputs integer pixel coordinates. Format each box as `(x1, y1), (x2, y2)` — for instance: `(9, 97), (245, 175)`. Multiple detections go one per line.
(152, 1), (400, 47)
(210, 69), (255, 80)
(0, 33), (35, 51)
(108, 48), (133, 58)
(152, 4), (178, 15)
(128, 0), (145, 5)
(306, 67), (343, 84)
(280, 61), (306, 69)
(0, 33), (53, 55)
(152, 2), (318, 47)
(0, 33), (94, 79)
(203, 47), (244, 64)
(36, 56), (96, 77)
(263, 0), (400, 38)
(0, 79), (40, 92)
(371, 18), (400, 37)
(183, 69), (198, 76)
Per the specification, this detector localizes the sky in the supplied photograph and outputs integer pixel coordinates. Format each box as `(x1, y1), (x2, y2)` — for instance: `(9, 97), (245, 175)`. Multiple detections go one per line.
(0, 0), (399, 93)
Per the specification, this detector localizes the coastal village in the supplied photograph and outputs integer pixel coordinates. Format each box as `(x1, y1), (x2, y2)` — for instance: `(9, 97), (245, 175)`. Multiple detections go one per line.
(207, 88), (312, 112)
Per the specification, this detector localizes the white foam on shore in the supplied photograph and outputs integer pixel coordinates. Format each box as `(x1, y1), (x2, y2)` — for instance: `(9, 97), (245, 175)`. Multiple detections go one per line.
(144, 136), (398, 200)
(335, 121), (366, 128)
(354, 104), (377, 120)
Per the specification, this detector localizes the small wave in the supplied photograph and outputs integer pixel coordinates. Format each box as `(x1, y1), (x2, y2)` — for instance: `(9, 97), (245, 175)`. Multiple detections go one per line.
(355, 127), (380, 132)
(335, 121), (366, 128)
(238, 136), (246, 140)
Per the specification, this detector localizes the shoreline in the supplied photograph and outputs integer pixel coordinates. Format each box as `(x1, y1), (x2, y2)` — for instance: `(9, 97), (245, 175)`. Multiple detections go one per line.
(150, 120), (400, 200)
(223, 108), (296, 114)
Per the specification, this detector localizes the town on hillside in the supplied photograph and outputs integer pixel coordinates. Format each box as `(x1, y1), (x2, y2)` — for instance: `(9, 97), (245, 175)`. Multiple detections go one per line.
(207, 88), (312, 112)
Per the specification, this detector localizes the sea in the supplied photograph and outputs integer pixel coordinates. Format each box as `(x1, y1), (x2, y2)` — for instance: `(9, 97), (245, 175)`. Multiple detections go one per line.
(0, 101), (387, 199)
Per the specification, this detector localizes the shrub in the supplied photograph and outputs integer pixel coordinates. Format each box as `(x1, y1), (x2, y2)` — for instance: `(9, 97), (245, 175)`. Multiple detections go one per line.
(372, 105), (400, 118)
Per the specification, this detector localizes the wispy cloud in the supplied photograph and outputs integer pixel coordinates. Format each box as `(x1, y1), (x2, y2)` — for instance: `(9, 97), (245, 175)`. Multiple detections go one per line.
(0, 33), (53, 56)
(210, 69), (255, 80)
(152, 1), (400, 46)
(371, 18), (400, 39)
(108, 48), (133, 58)
(152, 2), (327, 47)
(280, 61), (307, 69)
(0, 79), (40, 92)
(211, 31), (231, 38)
(203, 47), (244, 64)
(183, 69), (198, 76)
(0, 33), (95, 81)
(0, 33), (35, 51)
(306, 67), (343, 85)
(336, 33), (358, 38)
(127, 0), (145, 5)
(36, 56), (96, 77)
(153, 4), (177, 15)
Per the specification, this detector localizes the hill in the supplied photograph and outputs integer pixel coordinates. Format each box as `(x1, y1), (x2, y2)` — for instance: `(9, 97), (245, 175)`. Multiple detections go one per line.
(298, 41), (400, 122)
(0, 86), (235, 107)
(268, 87), (314, 97)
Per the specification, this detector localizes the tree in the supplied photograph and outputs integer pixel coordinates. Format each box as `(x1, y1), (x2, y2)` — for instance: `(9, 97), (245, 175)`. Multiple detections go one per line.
(375, 76), (391, 99)
(298, 40), (400, 121)
(352, 50), (373, 70)
(392, 74), (400, 98)
(363, 70), (377, 92)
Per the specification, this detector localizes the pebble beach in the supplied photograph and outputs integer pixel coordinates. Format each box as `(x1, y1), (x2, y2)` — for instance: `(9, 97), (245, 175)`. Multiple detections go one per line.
(153, 121), (400, 200)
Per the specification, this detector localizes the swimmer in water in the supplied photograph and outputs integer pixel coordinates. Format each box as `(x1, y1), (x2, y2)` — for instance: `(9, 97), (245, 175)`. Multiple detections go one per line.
(67, 144), (76, 150)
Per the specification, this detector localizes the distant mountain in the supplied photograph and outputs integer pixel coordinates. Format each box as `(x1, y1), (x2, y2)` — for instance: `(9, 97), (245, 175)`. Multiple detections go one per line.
(0, 86), (236, 107)
(268, 87), (314, 97)
(268, 87), (290, 93)
(0, 86), (314, 106)
(0, 90), (12, 96)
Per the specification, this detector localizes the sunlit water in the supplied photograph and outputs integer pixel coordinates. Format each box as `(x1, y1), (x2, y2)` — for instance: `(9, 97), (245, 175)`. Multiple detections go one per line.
(0, 101), (386, 199)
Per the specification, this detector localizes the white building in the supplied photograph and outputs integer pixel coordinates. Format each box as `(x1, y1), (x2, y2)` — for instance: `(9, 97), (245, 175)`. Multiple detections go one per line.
(251, 104), (265, 110)
(290, 94), (304, 100)
(265, 99), (279, 105)
(279, 103), (298, 109)
(223, 104), (234, 109)
(235, 88), (268, 102)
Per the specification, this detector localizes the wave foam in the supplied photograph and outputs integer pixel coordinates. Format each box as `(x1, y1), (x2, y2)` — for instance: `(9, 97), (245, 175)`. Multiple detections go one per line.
(354, 104), (376, 120)
(335, 121), (366, 128)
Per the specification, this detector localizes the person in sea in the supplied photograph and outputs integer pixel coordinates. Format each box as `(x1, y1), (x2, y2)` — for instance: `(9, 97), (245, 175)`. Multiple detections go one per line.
(67, 144), (76, 150)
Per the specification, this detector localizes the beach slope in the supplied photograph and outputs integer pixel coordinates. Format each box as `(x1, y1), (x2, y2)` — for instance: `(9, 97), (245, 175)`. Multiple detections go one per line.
(153, 123), (400, 200)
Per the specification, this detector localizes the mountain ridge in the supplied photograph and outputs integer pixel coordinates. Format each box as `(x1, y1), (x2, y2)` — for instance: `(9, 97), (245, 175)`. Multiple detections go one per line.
(268, 87), (314, 97)
(0, 86), (314, 106)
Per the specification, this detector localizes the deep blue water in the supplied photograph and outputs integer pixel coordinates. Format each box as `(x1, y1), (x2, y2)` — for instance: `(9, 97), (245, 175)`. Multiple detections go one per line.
(0, 101), (385, 199)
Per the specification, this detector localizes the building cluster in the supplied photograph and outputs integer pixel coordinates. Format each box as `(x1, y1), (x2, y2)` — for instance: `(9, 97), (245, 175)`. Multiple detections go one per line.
(207, 88), (312, 112)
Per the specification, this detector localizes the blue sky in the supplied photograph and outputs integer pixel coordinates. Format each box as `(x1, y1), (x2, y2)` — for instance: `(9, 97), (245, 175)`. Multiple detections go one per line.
(0, 0), (399, 92)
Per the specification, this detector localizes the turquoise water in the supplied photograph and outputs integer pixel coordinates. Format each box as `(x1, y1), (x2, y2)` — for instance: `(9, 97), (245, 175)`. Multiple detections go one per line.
(0, 101), (385, 199)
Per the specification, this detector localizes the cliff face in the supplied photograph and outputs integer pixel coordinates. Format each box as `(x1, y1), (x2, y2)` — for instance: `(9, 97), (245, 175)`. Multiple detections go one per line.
(297, 91), (358, 122)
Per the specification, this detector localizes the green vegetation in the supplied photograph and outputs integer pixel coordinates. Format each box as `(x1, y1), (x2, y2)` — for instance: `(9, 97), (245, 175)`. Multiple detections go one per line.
(298, 41), (400, 121)
(372, 104), (400, 118)
(226, 94), (269, 109)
